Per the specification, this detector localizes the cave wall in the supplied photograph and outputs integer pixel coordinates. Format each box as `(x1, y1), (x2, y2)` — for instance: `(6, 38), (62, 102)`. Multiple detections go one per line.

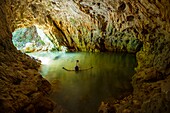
(0, 0), (170, 113)
(0, 1), (55, 113)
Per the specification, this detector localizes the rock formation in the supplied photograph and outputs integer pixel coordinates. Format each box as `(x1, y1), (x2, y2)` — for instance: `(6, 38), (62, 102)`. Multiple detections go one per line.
(12, 26), (56, 52)
(9, 0), (143, 53)
(0, 38), (55, 113)
(0, 0), (170, 113)
(0, 1), (55, 113)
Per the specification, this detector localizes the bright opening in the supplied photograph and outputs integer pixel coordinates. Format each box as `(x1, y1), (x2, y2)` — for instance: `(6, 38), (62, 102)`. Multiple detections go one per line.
(11, 25), (67, 64)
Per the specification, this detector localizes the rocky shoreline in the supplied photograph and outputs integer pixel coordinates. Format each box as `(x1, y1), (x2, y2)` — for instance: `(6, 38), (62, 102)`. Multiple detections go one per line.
(0, 0), (170, 113)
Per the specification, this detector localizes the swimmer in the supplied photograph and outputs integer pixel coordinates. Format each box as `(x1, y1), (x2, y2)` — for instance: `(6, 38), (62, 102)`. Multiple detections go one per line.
(75, 60), (79, 71)
(62, 60), (93, 71)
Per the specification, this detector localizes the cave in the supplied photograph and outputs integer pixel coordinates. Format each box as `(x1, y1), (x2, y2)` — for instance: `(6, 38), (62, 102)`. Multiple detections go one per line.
(0, 0), (170, 113)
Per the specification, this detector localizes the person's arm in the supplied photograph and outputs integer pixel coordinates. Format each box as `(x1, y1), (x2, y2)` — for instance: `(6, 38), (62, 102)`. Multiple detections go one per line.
(79, 66), (93, 71)
(62, 67), (75, 71)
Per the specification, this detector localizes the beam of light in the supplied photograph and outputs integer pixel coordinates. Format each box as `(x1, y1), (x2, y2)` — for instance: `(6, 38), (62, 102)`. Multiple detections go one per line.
(27, 51), (65, 65)
(60, 46), (68, 52)
(27, 53), (52, 65)
(36, 26), (50, 43)
(37, 57), (52, 65)
(35, 25), (55, 50)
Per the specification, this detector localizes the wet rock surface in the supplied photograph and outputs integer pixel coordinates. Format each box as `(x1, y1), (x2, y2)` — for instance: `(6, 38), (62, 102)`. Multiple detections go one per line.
(0, 0), (170, 113)
(0, 38), (55, 113)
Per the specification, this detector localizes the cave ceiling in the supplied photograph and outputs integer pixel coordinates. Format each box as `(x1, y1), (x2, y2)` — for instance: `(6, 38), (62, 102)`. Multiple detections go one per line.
(0, 0), (167, 52)
(0, 0), (170, 113)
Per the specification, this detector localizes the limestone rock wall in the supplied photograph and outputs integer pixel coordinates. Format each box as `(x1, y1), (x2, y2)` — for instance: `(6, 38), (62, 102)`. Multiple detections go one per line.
(0, 1), (55, 113)
(103, 0), (170, 112)
(0, 38), (55, 113)
(0, 0), (170, 113)
(8, 0), (142, 52)
(129, 0), (170, 112)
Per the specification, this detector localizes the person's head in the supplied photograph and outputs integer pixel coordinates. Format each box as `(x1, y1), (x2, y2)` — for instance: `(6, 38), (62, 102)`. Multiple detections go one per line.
(76, 60), (79, 63)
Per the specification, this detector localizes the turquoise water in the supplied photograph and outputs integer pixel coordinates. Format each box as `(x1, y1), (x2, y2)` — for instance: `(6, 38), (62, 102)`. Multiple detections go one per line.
(28, 52), (136, 113)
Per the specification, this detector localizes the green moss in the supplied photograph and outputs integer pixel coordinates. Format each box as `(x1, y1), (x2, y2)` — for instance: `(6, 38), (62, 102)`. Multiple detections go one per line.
(82, 27), (87, 33)
(107, 23), (113, 35)
(38, 40), (45, 45)
(70, 18), (76, 25)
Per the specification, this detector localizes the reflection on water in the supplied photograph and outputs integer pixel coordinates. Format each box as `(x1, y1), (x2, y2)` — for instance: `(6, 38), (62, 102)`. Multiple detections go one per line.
(28, 52), (136, 113)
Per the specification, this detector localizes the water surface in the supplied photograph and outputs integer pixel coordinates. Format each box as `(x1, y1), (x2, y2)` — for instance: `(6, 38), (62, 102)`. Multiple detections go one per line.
(28, 52), (136, 113)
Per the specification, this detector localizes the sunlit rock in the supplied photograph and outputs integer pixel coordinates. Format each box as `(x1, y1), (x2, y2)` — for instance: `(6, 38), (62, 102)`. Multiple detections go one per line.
(22, 42), (35, 53)
(9, 0), (144, 53)
(0, 0), (170, 113)
(12, 26), (56, 52)
(98, 101), (108, 113)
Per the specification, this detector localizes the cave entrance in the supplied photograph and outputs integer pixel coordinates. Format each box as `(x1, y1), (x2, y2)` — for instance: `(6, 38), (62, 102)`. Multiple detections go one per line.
(11, 26), (137, 113)
(12, 25), (69, 64)
(12, 25), (56, 53)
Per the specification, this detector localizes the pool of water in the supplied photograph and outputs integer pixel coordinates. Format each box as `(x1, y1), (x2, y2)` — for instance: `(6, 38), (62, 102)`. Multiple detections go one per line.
(28, 51), (136, 113)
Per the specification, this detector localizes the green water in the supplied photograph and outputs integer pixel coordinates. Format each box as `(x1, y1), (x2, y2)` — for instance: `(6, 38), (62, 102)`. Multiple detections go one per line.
(28, 52), (136, 113)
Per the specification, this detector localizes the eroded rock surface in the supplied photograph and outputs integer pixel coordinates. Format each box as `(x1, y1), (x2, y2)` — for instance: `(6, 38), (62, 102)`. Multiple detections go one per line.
(0, 0), (170, 113)
(0, 1), (55, 112)
(12, 26), (56, 52)
(0, 38), (55, 113)
(9, 0), (142, 52)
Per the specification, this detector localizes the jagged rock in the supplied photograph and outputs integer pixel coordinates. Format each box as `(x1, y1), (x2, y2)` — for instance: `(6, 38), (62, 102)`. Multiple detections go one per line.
(23, 42), (36, 53)
(8, 0), (143, 53)
(0, 38), (54, 113)
(12, 26), (56, 52)
(0, 0), (170, 113)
